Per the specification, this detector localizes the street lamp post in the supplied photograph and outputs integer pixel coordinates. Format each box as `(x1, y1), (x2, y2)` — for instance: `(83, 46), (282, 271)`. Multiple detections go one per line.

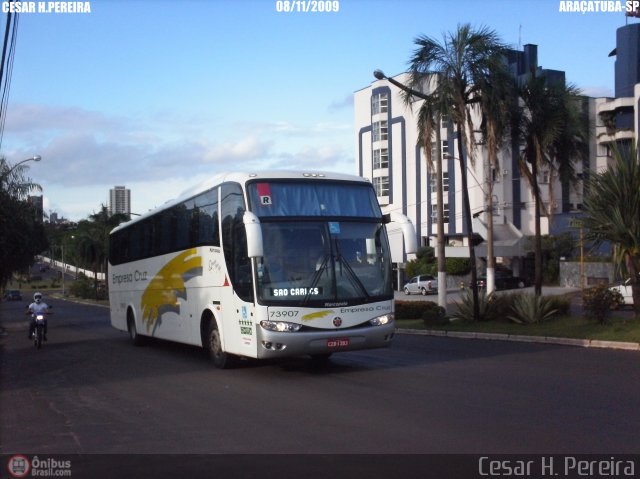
(373, 69), (447, 310)
(0, 155), (42, 182)
(61, 243), (65, 296)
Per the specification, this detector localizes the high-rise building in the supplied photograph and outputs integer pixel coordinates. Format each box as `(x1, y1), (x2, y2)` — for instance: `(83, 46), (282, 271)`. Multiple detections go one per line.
(595, 22), (640, 165)
(354, 43), (595, 280)
(28, 195), (44, 223)
(356, 23), (640, 285)
(109, 186), (131, 217)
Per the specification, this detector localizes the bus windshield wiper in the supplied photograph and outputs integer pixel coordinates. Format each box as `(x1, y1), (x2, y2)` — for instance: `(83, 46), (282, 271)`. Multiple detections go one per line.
(302, 254), (331, 306)
(334, 241), (370, 300)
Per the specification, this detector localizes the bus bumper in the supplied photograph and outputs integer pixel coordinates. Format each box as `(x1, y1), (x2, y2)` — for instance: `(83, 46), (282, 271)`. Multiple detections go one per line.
(256, 322), (395, 359)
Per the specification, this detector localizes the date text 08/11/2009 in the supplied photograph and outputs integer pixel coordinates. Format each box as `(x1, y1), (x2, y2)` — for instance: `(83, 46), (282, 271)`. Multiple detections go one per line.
(275, 0), (340, 13)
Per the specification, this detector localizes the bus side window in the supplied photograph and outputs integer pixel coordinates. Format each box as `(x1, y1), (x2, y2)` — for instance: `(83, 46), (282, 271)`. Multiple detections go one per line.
(195, 187), (219, 247)
(221, 182), (253, 302)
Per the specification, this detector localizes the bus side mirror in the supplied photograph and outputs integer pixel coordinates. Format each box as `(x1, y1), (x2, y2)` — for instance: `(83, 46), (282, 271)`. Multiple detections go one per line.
(243, 211), (264, 258)
(384, 212), (417, 254)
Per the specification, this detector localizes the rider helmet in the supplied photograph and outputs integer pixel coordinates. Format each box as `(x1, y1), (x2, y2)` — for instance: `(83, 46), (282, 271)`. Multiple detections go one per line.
(34, 292), (42, 304)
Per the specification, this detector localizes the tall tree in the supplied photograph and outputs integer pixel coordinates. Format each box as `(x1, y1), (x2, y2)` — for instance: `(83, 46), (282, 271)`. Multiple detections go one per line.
(408, 85), (448, 309)
(406, 24), (508, 320)
(0, 158), (47, 289)
(517, 72), (587, 295)
(581, 142), (640, 316)
(73, 205), (127, 297)
(476, 61), (516, 295)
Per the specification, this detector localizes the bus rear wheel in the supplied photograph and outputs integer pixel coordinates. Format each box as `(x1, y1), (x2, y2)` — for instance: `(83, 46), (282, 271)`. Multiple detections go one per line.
(204, 320), (235, 369)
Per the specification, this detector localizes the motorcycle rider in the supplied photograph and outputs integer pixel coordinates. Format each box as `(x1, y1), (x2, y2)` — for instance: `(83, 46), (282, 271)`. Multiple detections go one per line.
(27, 292), (50, 341)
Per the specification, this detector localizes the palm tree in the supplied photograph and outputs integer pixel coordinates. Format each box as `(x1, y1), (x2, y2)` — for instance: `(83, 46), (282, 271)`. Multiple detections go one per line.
(73, 206), (128, 298)
(517, 72), (587, 295)
(406, 24), (508, 320)
(415, 94), (448, 309)
(581, 142), (640, 316)
(0, 157), (41, 199)
(0, 158), (47, 289)
(476, 63), (516, 295)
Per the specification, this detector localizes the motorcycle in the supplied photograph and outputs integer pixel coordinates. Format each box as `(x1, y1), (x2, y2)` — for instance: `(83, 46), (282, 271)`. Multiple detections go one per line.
(33, 312), (46, 349)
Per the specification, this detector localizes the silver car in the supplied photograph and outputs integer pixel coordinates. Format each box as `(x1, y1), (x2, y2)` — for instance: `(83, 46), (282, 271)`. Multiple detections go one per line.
(403, 274), (438, 295)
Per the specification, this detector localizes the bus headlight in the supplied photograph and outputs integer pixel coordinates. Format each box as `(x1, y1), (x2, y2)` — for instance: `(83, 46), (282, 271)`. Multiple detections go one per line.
(369, 313), (394, 326)
(260, 320), (302, 333)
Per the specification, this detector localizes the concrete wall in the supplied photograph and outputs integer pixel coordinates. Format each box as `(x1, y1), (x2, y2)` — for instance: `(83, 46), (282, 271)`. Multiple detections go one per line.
(559, 261), (616, 288)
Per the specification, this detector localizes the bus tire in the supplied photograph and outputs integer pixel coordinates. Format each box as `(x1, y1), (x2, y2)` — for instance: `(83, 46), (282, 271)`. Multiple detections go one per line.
(204, 319), (235, 369)
(127, 310), (146, 346)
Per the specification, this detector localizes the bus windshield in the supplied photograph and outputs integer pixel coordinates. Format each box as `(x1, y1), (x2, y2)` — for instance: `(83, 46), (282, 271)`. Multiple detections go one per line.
(247, 180), (381, 218)
(254, 220), (392, 306)
(247, 180), (393, 306)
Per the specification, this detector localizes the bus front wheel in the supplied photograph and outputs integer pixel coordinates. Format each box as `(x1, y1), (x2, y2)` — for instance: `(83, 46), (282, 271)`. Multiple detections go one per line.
(127, 311), (146, 346)
(204, 320), (235, 369)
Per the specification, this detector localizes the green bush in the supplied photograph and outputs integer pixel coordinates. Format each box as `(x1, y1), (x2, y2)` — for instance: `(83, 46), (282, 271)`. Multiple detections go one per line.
(508, 293), (558, 324)
(395, 300), (440, 320)
(421, 303), (448, 326)
(450, 290), (503, 322)
(547, 294), (572, 317)
(405, 248), (472, 279)
(582, 285), (623, 324)
(69, 274), (107, 300)
(445, 257), (471, 276)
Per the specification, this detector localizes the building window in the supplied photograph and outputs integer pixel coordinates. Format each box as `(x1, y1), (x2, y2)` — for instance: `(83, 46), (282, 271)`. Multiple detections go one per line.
(430, 171), (449, 192)
(431, 203), (449, 223)
(373, 176), (389, 197)
(371, 92), (388, 115)
(372, 120), (388, 142)
(540, 170), (550, 184)
(430, 140), (449, 160)
(373, 148), (389, 169)
(597, 143), (610, 157)
(441, 140), (449, 158)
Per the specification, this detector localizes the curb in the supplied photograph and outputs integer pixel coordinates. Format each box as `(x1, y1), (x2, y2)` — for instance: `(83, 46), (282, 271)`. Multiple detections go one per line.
(397, 329), (640, 351)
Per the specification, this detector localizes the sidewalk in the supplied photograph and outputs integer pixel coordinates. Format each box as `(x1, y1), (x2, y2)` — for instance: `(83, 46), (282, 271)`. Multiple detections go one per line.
(396, 328), (640, 351)
(395, 286), (640, 352)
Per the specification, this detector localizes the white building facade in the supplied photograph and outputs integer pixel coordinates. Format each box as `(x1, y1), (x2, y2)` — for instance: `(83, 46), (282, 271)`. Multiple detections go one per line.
(595, 23), (640, 167)
(355, 44), (595, 283)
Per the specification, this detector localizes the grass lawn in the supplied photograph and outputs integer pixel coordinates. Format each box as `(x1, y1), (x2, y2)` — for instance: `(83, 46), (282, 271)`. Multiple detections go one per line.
(397, 313), (640, 343)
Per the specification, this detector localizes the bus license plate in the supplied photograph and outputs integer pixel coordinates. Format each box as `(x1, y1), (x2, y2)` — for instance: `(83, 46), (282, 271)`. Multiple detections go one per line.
(327, 338), (349, 348)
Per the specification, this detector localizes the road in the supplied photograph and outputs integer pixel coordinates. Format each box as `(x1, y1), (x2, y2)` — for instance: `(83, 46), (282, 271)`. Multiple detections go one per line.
(1, 296), (639, 474)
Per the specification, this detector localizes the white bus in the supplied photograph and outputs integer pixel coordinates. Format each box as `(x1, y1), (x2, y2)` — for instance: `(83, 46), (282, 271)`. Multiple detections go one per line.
(108, 171), (416, 368)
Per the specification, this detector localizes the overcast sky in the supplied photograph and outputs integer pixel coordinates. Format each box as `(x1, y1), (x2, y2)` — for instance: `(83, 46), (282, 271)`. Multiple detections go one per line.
(2, 0), (634, 220)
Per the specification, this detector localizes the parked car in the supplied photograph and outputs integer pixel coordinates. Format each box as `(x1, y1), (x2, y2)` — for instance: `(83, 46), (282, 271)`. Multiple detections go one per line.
(4, 290), (22, 301)
(610, 279), (634, 306)
(403, 274), (438, 295)
(477, 271), (527, 290)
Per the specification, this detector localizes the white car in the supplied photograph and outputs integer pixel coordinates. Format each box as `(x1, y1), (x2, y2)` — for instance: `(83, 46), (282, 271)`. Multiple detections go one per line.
(610, 279), (634, 306)
(403, 274), (438, 295)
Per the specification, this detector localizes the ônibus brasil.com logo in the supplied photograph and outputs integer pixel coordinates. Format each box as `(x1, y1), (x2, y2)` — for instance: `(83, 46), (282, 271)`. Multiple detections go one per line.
(7, 455), (72, 477)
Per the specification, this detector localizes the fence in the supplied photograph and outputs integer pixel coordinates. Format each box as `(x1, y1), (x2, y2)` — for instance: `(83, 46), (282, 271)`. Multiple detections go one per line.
(37, 256), (106, 282)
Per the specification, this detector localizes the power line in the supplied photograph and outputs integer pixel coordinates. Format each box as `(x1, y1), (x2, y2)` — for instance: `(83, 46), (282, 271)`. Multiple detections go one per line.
(0, 11), (19, 151)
